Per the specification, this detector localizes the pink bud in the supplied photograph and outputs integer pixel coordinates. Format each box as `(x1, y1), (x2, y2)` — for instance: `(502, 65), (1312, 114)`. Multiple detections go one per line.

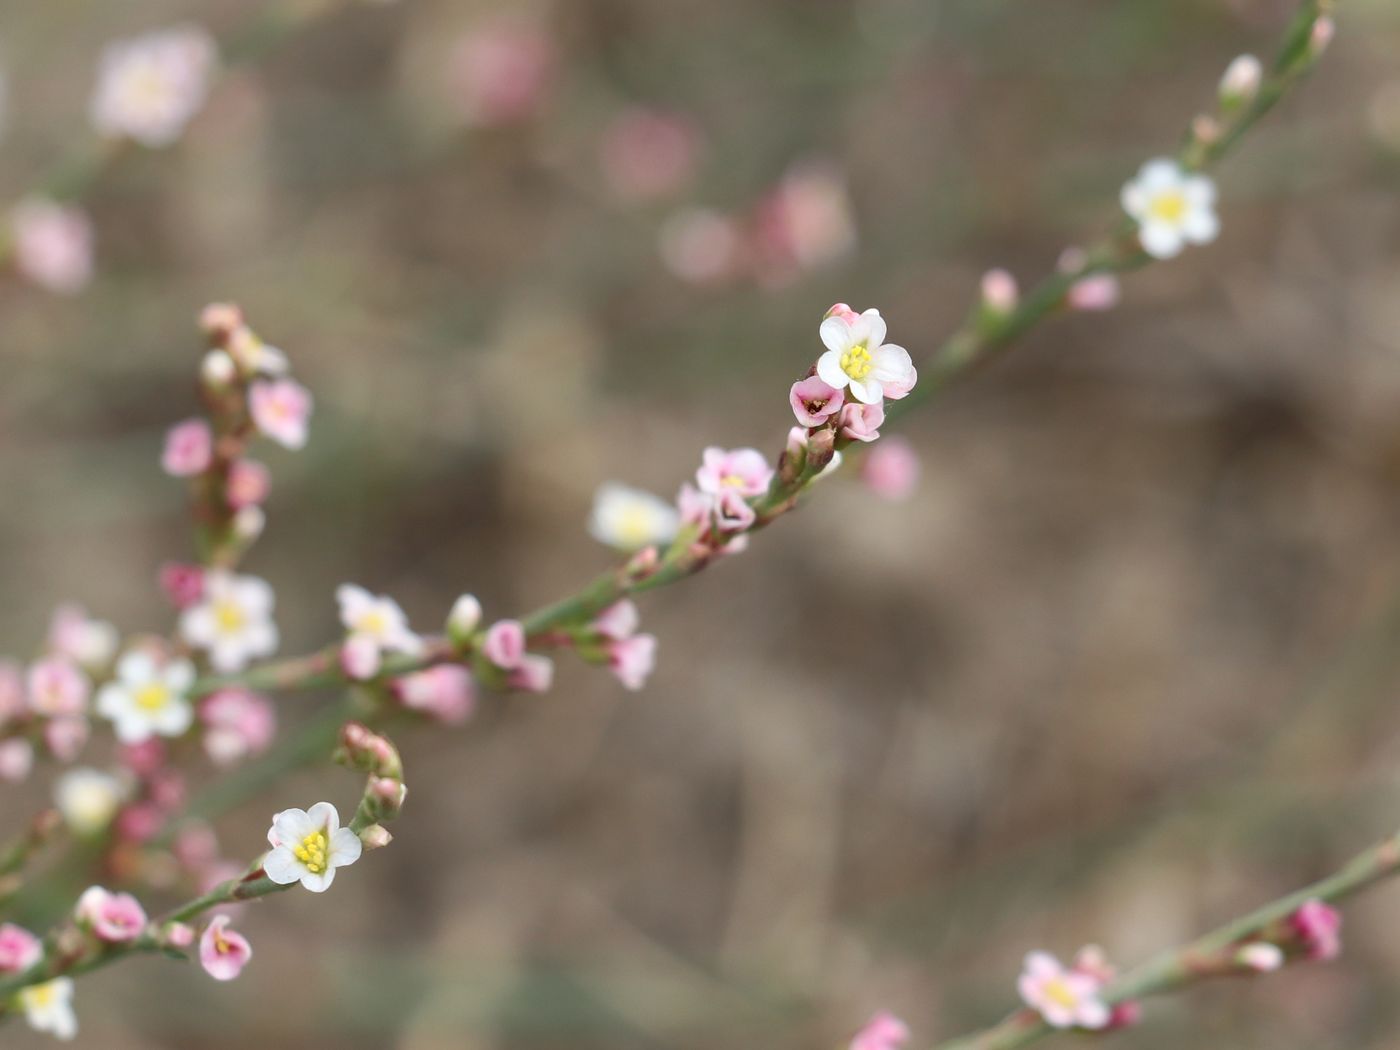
(340, 634), (382, 681)
(790, 376), (845, 428)
(116, 803), (165, 844)
(118, 739), (168, 778)
(77, 886), (147, 943)
(824, 302), (859, 324)
(199, 915), (252, 981)
(360, 823), (393, 850)
(850, 1011), (910, 1050)
(860, 437), (921, 501)
(226, 459), (271, 510)
(26, 657), (90, 718)
(393, 665), (476, 725)
(447, 17), (554, 127)
(199, 303), (244, 342)
(607, 634), (658, 691)
(0, 739), (33, 782)
(592, 600), (640, 642)
(839, 400), (885, 443)
(981, 268), (1019, 313)
(158, 562), (205, 609)
(164, 921), (196, 949)
(507, 653), (555, 693)
(161, 419), (214, 477)
(1291, 899), (1342, 961)
(1309, 17), (1334, 56)
(44, 716), (89, 762)
(483, 620), (526, 670)
(0, 923), (42, 973)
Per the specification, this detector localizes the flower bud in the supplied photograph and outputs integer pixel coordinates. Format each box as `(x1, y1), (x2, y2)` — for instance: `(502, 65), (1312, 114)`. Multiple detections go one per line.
(980, 268), (1019, 315)
(446, 593), (482, 645)
(1219, 54), (1262, 107)
(1236, 942), (1284, 972)
(199, 303), (244, 345)
(359, 823), (393, 850)
(200, 350), (237, 390)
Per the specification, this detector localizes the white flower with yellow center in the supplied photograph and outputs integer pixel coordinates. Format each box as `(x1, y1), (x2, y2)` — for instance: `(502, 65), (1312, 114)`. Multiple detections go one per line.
(95, 651), (195, 744)
(89, 26), (216, 148)
(54, 768), (125, 836)
(815, 308), (914, 405)
(336, 585), (421, 655)
(1121, 158), (1219, 260)
(588, 483), (680, 551)
(21, 977), (77, 1040)
(264, 802), (362, 893)
(179, 571), (279, 673)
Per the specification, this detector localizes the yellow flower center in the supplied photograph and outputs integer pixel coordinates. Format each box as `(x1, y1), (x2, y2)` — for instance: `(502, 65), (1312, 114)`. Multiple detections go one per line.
(293, 829), (329, 874)
(1042, 977), (1078, 1010)
(24, 982), (56, 1008)
(1148, 190), (1188, 224)
(720, 474), (747, 488)
(840, 344), (874, 381)
(213, 929), (232, 954)
(134, 683), (171, 711)
(356, 609), (389, 636)
(214, 599), (247, 634)
(614, 506), (653, 547)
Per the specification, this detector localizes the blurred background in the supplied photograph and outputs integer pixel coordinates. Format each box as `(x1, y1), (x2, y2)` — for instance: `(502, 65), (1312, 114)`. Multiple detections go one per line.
(3, 0), (1400, 1046)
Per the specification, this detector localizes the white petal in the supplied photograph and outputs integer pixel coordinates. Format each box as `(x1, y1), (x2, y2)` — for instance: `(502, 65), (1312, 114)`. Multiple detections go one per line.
(847, 377), (883, 405)
(872, 344), (913, 383)
(95, 684), (128, 719)
(301, 866), (335, 893)
(152, 699), (193, 737)
(209, 638), (247, 673)
(163, 659), (195, 692)
(306, 800), (340, 832)
(858, 309), (887, 349)
(235, 576), (275, 615)
(262, 846), (302, 885)
(1183, 174), (1216, 208)
(1139, 222), (1185, 259)
(336, 584), (373, 624)
(116, 650), (155, 684)
(818, 316), (853, 354)
(1139, 157), (1181, 190)
(1183, 206), (1220, 244)
(330, 826), (363, 867)
(272, 808), (316, 846)
(113, 712), (153, 744)
(815, 350), (849, 390)
(179, 607), (217, 647)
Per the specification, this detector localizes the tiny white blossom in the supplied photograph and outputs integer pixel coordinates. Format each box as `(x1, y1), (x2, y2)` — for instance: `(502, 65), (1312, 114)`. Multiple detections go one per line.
(20, 977), (77, 1041)
(1121, 158), (1220, 260)
(815, 308), (915, 405)
(89, 25), (217, 147)
(587, 483), (680, 551)
(95, 651), (195, 744)
(263, 802), (362, 892)
(54, 768), (124, 836)
(179, 571), (279, 672)
(336, 584), (421, 655)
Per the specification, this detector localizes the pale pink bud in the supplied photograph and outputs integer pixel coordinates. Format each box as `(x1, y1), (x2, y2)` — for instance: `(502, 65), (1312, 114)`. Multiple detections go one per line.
(850, 1011), (909, 1050)
(483, 620), (526, 670)
(600, 108), (701, 202)
(1291, 899), (1342, 961)
(198, 303), (244, 341)
(199, 914), (252, 981)
(658, 208), (741, 285)
(116, 802), (165, 843)
(447, 18), (554, 127)
(1237, 942), (1284, 972)
(10, 198), (94, 295)
(981, 268), (1019, 313)
(860, 437), (920, 501)
(26, 657), (89, 718)
(824, 302), (859, 324)
(790, 376), (845, 428)
(164, 921), (196, 949)
(593, 600), (639, 641)
(117, 739), (167, 778)
(226, 459), (270, 510)
(1220, 54), (1262, 104)
(1310, 17), (1334, 57)
(370, 776), (406, 810)
(199, 688), (276, 765)
(161, 419), (214, 477)
(607, 633), (657, 691)
(507, 653), (555, 693)
(0, 923), (42, 973)
(77, 886), (147, 943)
(248, 378), (312, 451)
(360, 823), (393, 850)
(446, 593), (482, 638)
(44, 716), (89, 762)
(1067, 273), (1120, 312)
(231, 506), (265, 542)
(1192, 114), (1223, 145)
(340, 634), (382, 681)
(839, 400), (885, 443)
(159, 562), (205, 609)
(201, 349), (236, 389)
(0, 739), (33, 782)
(394, 665), (476, 725)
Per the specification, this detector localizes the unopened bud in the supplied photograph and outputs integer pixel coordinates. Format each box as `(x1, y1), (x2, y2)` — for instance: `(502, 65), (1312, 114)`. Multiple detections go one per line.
(1236, 942), (1284, 972)
(232, 506), (265, 542)
(163, 921), (196, 949)
(1309, 16), (1334, 57)
(200, 350), (236, 390)
(199, 303), (244, 346)
(1192, 114), (1223, 146)
(1219, 54), (1262, 107)
(823, 302), (858, 324)
(980, 268), (1019, 315)
(359, 823), (393, 850)
(446, 593), (482, 645)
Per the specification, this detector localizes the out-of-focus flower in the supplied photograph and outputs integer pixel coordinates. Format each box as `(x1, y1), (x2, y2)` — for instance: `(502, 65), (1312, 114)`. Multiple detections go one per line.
(337, 584), (421, 656)
(1291, 899), (1342, 961)
(790, 376), (845, 428)
(54, 768), (123, 835)
(75, 886), (147, 943)
(394, 665), (475, 724)
(658, 207), (742, 285)
(248, 379), (313, 450)
(1059, 248), (1121, 312)
(981, 268), (1019, 314)
(600, 107), (702, 201)
(860, 437), (920, 501)
(95, 651), (195, 744)
(850, 1011), (909, 1050)
(1309, 16), (1334, 57)
(507, 653), (554, 693)
(0, 739), (33, 782)
(340, 634), (382, 682)
(751, 161), (856, 283)
(180, 571), (279, 672)
(588, 483), (680, 551)
(199, 915), (252, 981)
(482, 620), (525, 670)
(1237, 942), (1285, 972)
(696, 447), (773, 499)
(839, 400), (885, 443)
(1220, 54), (1263, 106)
(592, 600), (639, 642)
(161, 419), (213, 477)
(447, 17), (553, 126)
(89, 25), (217, 146)
(44, 718), (89, 762)
(159, 563), (205, 609)
(200, 688), (276, 765)
(446, 593), (482, 640)
(0, 923), (41, 973)
(1121, 159), (1219, 260)
(48, 605), (118, 670)
(20, 977), (77, 1041)
(713, 488), (756, 533)
(264, 802), (362, 893)
(10, 199), (94, 295)
(26, 657), (90, 719)
(1018, 951), (1109, 1030)
(816, 308), (915, 406)
(226, 460), (270, 509)
(607, 633), (657, 691)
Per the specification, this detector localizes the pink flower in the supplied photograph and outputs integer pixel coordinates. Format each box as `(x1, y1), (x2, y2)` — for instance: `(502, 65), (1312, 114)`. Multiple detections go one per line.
(713, 489), (756, 533)
(165, 922), (196, 949)
(850, 1011), (909, 1050)
(199, 914), (252, 981)
(76, 886), (147, 943)
(677, 483), (715, 529)
(47, 604), (117, 668)
(159, 562), (206, 609)
(249, 379), (313, 450)
(10, 199), (94, 295)
(507, 653), (554, 693)
(839, 400), (885, 443)
(0, 740), (33, 782)
(750, 161), (856, 284)
(981, 268), (1019, 313)
(1018, 951), (1109, 1030)
(483, 620), (526, 670)
(790, 376), (845, 428)
(608, 634), (657, 691)
(1291, 899), (1342, 961)
(0, 924), (41, 973)
(340, 634), (382, 681)
(199, 688), (276, 766)
(26, 657), (89, 718)
(44, 717), (88, 761)
(394, 666), (476, 725)
(226, 459), (270, 509)
(593, 600), (639, 641)
(118, 739), (167, 778)
(161, 419), (213, 477)
(696, 447), (773, 498)
(861, 437), (921, 501)
(600, 108), (701, 202)
(447, 18), (554, 127)
(116, 803), (166, 843)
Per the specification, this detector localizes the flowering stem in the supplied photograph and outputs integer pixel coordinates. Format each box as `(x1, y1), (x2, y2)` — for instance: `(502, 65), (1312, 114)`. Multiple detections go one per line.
(932, 826), (1399, 1049)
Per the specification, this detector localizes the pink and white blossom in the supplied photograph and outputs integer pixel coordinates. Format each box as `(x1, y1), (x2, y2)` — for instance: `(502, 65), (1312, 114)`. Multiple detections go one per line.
(589, 483), (680, 551)
(593, 600), (640, 641)
(507, 653), (555, 693)
(20, 977), (76, 1041)
(26, 657), (90, 718)
(76, 886), (147, 943)
(1017, 951), (1109, 1030)
(713, 488), (756, 533)
(1121, 159), (1219, 260)
(696, 447), (773, 499)
(180, 571), (279, 672)
(226, 459), (271, 509)
(199, 688), (276, 765)
(607, 633), (657, 691)
(0, 923), (41, 973)
(159, 562), (205, 609)
(89, 25), (217, 147)
(850, 1011), (909, 1050)
(483, 619), (526, 670)
(248, 378), (313, 450)
(839, 400), (885, 443)
(47, 605), (118, 669)
(394, 665), (476, 724)
(337, 584), (422, 656)
(264, 801), (362, 893)
(340, 634), (382, 681)
(816, 308), (915, 405)
(199, 915), (252, 981)
(790, 376), (845, 428)
(10, 199), (94, 295)
(161, 419), (213, 477)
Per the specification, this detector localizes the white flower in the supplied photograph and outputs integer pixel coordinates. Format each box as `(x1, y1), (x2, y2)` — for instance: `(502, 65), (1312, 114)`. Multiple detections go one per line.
(336, 585), (421, 655)
(179, 571), (279, 673)
(54, 768), (124, 836)
(1120, 159), (1220, 260)
(263, 802), (362, 892)
(89, 25), (217, 147)
(20, 977), (77, 1041)
(587, 483), (680, 551)
(95, 651), (195, 744)
(815, 308), (915, 405)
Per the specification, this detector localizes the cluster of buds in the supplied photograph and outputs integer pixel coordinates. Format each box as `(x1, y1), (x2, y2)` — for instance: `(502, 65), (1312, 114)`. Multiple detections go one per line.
(336, 722), (407, 836)
(1234, 897), (1344, 973)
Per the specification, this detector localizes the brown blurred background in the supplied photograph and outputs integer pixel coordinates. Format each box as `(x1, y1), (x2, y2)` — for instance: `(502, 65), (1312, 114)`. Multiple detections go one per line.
(3, 0), (1400, 1046)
